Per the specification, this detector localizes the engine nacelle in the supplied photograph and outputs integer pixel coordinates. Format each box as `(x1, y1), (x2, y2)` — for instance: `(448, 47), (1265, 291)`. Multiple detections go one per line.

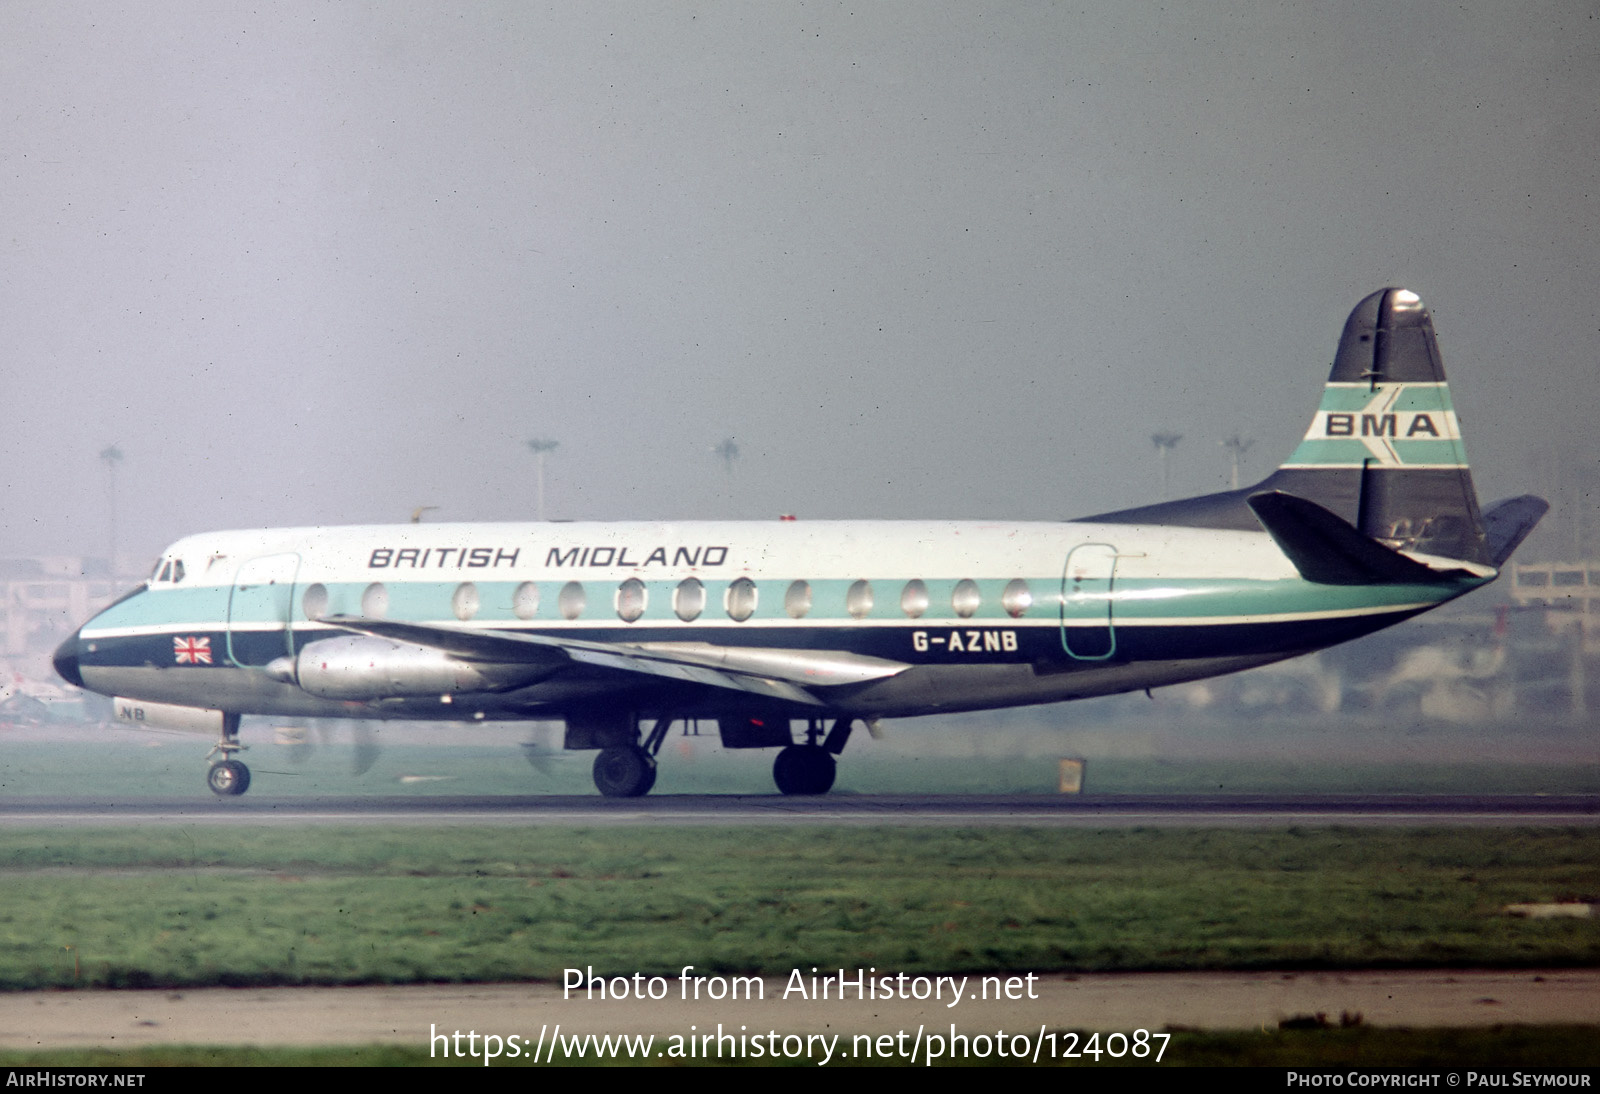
(277, 635), (542, 701)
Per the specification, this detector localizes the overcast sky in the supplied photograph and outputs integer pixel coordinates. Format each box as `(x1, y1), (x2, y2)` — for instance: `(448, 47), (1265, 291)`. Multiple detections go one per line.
(4, 2), (1596, 567)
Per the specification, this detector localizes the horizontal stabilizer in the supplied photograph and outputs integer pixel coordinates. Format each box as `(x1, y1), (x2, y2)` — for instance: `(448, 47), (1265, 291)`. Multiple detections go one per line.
(1480, 495), (1549, 566)
(1247, 491), (1458, 585)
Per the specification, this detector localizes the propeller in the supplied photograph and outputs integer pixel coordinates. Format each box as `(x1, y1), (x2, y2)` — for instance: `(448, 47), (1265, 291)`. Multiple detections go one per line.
(520, 722), (567, 776)
(274, 719), (381, 776)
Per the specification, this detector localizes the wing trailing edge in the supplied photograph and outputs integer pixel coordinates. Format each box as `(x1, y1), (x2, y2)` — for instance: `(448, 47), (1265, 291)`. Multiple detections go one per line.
(312, 614), (910, 706)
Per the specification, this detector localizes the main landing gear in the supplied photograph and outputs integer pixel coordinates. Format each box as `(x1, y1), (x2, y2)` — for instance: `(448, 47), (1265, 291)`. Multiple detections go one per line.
(206, 712), (250, 797)
(583, 715), (857, 797)
(593, 745), (656, 798)
(592, 716), (673, 798)
(771, 718), (853, 796)
(772, 745), (834, 795)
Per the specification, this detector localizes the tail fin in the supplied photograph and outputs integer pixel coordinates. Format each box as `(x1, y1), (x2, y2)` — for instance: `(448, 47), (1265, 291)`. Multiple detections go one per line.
(1280, 288), (1486, 561)
(1088, 288), (1515, 567)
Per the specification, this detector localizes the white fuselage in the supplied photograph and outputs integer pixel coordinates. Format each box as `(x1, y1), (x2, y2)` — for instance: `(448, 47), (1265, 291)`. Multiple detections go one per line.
(68, 518), (1473, 722)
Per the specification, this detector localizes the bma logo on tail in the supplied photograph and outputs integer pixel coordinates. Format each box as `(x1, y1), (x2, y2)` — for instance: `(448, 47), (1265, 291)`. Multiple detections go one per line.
(1285, 382), (1467, 469)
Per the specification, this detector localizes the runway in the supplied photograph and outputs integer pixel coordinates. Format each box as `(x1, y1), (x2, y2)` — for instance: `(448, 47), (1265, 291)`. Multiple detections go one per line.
(2, 792), (1597, 827)
(7, 970), (1600, 1050)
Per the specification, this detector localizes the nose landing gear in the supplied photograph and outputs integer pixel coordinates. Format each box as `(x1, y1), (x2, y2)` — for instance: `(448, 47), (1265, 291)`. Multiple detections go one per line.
(205, 713), (250, 797)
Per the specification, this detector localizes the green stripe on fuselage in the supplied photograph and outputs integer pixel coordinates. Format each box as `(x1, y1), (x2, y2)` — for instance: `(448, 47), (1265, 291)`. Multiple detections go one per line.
(85, 574), (1480, 633)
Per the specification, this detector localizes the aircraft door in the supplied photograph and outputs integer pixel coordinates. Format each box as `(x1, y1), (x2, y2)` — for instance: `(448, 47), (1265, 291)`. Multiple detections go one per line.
(1060, 543), (1118, 660)
(226, 553), (301, 668)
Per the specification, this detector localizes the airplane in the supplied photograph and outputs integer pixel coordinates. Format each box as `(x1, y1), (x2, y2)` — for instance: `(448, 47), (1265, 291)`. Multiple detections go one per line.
(53, 288), (1548, 799)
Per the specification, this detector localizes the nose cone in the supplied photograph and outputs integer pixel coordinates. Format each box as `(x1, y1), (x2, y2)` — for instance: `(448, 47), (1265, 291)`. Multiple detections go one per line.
(53, 632), (84, 688)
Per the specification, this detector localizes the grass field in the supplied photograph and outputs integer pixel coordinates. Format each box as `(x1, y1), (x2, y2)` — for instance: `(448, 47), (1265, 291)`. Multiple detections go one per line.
(5, 730), (1597, 1065)
(1, 826), (1596, 991)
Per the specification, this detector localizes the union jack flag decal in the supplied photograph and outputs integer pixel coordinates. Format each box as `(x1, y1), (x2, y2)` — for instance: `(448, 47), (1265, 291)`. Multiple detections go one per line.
(173, 636), (212, 665)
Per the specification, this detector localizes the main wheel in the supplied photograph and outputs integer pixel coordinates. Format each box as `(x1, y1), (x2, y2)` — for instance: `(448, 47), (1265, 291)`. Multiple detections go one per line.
(207, 760), (251, 797)
(593, 746), (656, 798)
(772, 745), (835, 796)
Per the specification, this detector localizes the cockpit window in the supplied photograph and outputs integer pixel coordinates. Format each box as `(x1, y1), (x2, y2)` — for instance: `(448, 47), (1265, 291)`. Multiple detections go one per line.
(151, 558), (186, 584)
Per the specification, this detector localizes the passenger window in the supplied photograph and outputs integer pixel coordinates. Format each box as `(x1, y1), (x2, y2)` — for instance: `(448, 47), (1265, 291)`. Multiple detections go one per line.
(900, 579), (929, 619)
(725, 577), (758, 622)
(513, 581), (540, 620)
(846, 580), (874, 620)
(452, 582), (480, 621)
(302, 583), (329, 620)
(1002, 578), (1032, 618)
(361, 582), (389, 619)
(952, 579), (981, 619)
(616, 578), (647, 623)
(559, 581), (586, 620)
(784, 580), (812, 619)
(674, 578), (705, 622)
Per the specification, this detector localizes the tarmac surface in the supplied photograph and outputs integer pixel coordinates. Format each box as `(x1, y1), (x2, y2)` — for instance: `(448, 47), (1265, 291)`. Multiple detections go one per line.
(2, 792), (1597, 827)
(5, 970), (1599, 1051)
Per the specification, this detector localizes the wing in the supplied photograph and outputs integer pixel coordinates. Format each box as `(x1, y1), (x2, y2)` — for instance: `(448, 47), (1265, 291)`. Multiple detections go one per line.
(313, 614), (910, 707)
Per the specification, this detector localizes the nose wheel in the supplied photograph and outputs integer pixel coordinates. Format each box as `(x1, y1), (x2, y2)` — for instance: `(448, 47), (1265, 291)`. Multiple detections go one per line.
(207, 759), (251, 796)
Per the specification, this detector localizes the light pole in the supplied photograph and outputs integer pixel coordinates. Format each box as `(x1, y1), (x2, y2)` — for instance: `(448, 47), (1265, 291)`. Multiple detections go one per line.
(1150, 432), (1182, 498)
(1220, 434), (1254, 491)
(712, 437), (741, 514)
(99, 444), (123, 580)
(525, 438), (559, 521)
